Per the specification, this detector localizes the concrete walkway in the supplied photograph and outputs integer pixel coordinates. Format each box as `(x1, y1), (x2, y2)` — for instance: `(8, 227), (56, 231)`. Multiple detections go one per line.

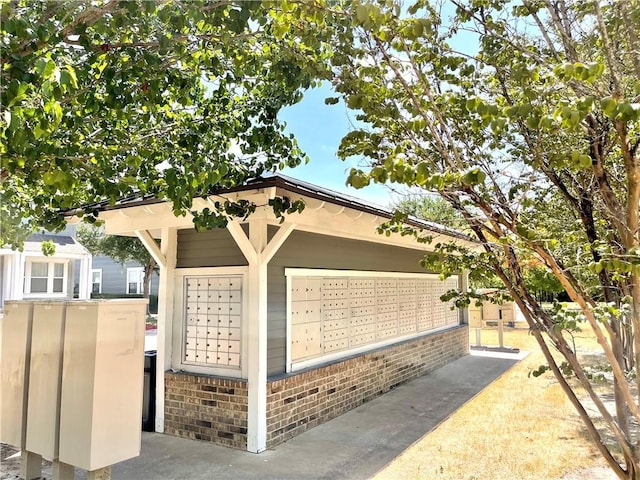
(108, 351), (525, 480)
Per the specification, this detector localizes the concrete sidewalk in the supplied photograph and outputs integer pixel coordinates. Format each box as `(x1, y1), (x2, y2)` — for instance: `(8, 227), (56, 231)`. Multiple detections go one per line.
(108, 351), (525, 480)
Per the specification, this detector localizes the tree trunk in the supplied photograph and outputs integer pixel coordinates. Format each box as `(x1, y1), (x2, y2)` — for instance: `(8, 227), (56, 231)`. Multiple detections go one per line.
(142, 260), (156, 315)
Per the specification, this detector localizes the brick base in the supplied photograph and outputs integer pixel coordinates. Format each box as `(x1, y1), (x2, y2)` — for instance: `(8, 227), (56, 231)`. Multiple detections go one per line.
(164, 373), (248, 449)
(163, 326), (468, 450)
(266, 325), (468, 447)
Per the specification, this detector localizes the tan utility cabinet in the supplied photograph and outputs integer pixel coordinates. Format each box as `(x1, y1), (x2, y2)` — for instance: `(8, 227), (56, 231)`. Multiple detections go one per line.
(0, 301), (34, 448)
(468, 303), (483, 328)
(482, 302), (516, 325)
(25, 301), (66, 459)
(58, 300), (147, 471)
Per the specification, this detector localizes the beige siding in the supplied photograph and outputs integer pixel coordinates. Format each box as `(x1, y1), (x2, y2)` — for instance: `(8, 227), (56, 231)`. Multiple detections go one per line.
(176, 229), (248, 268)
(267, 230), (433, 376)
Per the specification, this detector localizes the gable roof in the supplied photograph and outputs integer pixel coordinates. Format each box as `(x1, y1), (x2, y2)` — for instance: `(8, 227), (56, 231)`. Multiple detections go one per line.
(2, 234), (92, 257)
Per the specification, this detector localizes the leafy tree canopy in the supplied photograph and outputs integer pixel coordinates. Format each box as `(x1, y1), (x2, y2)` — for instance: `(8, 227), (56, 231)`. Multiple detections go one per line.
(324, 0), (640, 477)
(77, 224), (157, 302)
(77, 224), (153, 268)
(0, 0), (338, 248)
(393, 195), (465, 230)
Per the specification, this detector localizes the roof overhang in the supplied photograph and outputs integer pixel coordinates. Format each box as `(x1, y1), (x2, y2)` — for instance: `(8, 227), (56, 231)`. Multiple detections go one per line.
(66, 175), (479, 253)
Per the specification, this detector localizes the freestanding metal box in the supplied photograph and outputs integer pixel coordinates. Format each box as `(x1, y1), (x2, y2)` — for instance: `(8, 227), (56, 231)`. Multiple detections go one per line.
(0, 301), (34, 448)
(25, 302), (66, 459)
(58, 300), (147, 471)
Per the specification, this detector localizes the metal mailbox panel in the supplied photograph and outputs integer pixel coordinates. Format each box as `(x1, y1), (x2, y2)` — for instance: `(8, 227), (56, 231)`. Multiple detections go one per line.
(306, 278), (323, 301)
(228, 315), (241, 328)
(399, 324), (417, 335)
(185, 349), (198, 362)
(290, 278), (307, 302)
(324, 337), (348, 352)
(324, 318), (349, 331)
(227, 352), (241, 367)
(0, 302), (33, 448)
(322, 307), (349, 321)
(227, 328), (241, 341)
(351, 333), (376, 346)
(182, 276), (242, 368)
(305, 300), (322, 323)
(289, 273), (460, 364)
(26, 302), (66, 459)
(228, 340), (240, 354)
(291, 323), (322, 360)
(291, 301), (308, 325)
(217, 315), (231, 328)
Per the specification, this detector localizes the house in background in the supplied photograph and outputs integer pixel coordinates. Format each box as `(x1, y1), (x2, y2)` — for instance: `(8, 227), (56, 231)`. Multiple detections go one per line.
(75, 174), (475, 453)
(0, 227), (159, 312)
(91, 255), (160, 296)
(61, 224), (159, 309)
(0, 233), (92, 310)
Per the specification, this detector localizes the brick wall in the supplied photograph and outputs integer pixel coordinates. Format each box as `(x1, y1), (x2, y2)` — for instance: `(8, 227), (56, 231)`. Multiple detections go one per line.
(164, 373), (248, 449)
(266, 325), (468, 447)
(163, 326), (467, 450)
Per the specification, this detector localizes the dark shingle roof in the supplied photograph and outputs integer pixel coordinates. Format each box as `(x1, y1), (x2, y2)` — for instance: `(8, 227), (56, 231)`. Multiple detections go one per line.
(26, 234), (76, 246)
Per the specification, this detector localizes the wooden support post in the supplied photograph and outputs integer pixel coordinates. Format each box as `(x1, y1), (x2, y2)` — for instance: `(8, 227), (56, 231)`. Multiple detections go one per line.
(155, 227), (177, 433)
(247, 218), (268, 453)
(226, 217), (296, 453)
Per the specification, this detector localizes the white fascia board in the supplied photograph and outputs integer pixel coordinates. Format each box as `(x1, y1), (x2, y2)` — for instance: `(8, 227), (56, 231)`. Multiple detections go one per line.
(273, 189), (474, 252)
(96, 186), (476, 253)
(284, 268), (445, 279)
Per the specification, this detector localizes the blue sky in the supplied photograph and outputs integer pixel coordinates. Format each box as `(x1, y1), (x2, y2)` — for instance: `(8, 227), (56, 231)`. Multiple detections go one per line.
(277, 1), (476, 209)
(279, 84), (401, 208)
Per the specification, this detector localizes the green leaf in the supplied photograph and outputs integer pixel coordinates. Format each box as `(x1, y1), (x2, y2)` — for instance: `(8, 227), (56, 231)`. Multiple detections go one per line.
(600, 96), (617, 117)
(347, 168), (370, 189)
(525, 115), (541, 129)
(355, 4), (369, 24)
(463, 169), (486, 185)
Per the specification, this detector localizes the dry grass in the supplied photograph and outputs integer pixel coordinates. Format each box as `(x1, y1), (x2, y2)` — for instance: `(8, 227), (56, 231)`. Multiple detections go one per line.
(373, 328), (612, 480)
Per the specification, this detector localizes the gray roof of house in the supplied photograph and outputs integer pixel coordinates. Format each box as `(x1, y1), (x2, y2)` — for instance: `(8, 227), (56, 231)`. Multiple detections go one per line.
(23, 234), (90, 256)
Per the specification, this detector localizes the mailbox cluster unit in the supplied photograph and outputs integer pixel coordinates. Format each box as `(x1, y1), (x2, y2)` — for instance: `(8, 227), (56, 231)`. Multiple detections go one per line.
(183, 276), (242, 367)
(467, 289), (524, 328)
(289, 273), (459, 367)
(0, 299), (147, 476)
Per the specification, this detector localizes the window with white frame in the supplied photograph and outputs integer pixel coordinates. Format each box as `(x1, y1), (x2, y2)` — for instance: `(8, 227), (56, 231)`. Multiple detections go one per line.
(286, 269), (460, 371)
(126, 267), (144, 294)
(91, 269), (102, 294)
(24, 259), (68, 295)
